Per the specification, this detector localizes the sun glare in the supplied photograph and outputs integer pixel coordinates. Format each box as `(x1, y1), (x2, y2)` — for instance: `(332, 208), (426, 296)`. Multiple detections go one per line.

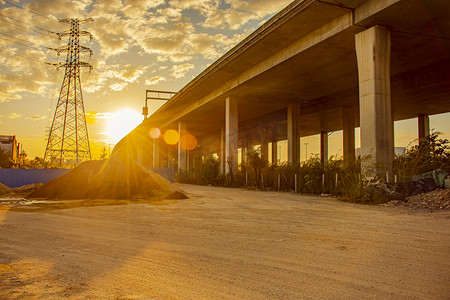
(107, 109), (142, 144)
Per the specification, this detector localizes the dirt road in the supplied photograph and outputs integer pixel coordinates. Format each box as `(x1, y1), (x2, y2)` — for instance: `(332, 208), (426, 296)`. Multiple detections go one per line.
(1, 184), (449, 299)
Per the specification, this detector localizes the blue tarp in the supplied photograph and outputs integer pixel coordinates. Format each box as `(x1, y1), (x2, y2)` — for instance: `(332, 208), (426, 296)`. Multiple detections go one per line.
(0, 169), (70, 188)
(0, 167), (174, 188)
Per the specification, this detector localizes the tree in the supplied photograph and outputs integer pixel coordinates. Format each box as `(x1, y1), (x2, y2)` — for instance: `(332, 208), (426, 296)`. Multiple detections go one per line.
(200, 154), (219, 185)
(245, 148), (268, 188)
(0, 148), (13, 168)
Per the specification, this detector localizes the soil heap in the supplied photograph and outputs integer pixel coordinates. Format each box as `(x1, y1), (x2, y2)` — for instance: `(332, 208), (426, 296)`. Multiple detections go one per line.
(0, 182), (9, 193)
(28, 142), (186, 200)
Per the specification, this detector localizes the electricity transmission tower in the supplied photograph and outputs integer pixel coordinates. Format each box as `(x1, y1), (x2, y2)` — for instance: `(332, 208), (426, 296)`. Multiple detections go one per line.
(44, 18), (93, 167)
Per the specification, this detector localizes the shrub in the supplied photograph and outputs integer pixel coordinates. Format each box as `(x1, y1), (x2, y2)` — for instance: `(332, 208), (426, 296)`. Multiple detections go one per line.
(200, 154), (219, 185)
(244, 148), (268, 189)
(393, 132), (450, 181)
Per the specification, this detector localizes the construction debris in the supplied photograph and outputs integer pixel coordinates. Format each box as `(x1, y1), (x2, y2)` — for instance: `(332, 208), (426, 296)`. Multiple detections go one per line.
(384, 188), (450, 210)
(406, 189), (450, 210)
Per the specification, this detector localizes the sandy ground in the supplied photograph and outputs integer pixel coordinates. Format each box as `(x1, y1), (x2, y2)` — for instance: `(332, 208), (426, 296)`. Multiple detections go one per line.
(0, 184), (449, 299)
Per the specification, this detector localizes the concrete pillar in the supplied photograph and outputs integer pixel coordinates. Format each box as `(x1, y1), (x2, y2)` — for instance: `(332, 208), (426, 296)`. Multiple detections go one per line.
(220, 127), (225, 175)
(418, 114), (430, 144)
(343, 106), (356, 168)
(152, 138), (159, 168)
(178, 121), (187, 171)
(225, 96), (238, 174)
(287, 102), (301, 166)
(166, 144), (172, 168)
(187, 149), (193, 172)
(320, 132), (328, 164)
(355, 25), (393, 178)
(261, 142), (268, 162)
(272, 141), (278, 166)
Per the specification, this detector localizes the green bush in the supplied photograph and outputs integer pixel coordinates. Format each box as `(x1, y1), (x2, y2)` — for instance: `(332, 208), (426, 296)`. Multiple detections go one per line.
(393, 132), (450, 181)
(244, 148), (268, 189)
(200, 154), (219, 185)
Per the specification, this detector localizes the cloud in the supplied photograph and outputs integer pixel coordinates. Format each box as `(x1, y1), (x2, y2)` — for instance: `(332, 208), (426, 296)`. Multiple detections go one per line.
(7, 113), (22, 119)
(85, 111), (112, 124)
(171, 63), (194, 78)
(169, 0), (219, 11)
(110, 82), (127, 91)
(26, 115), (47, 121)
(201, 0), (291, 30)
(145, 76), (166, 85)
(27, 0), (91, 19)
(121, 0), (166, 18)
(0, 0), (292, 106)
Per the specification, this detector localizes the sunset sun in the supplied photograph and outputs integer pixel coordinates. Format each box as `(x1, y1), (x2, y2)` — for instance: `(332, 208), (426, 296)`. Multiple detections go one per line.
(106, 109), (142, 144)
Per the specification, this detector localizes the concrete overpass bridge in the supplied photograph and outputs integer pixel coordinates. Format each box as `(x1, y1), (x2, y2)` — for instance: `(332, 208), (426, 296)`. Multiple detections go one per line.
(123, 0), (450, 179)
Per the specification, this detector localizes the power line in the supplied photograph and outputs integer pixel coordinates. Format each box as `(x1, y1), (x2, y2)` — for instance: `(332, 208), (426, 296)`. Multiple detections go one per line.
(0, 48), (44, 63)
(0, 32), (50, 50)
(0, 35), (43, 51)
(3, 0), (57, 22)
(0, 14), (55, 37)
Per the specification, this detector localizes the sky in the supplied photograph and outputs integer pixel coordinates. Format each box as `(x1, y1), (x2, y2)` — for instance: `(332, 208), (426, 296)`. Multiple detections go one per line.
(0, 0), (292, 159)
(0, 0), (449, 162)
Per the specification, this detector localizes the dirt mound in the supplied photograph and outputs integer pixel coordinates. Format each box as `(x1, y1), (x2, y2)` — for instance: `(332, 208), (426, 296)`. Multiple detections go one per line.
(0, 182), (9, 192)
(28, 158), (185, 200)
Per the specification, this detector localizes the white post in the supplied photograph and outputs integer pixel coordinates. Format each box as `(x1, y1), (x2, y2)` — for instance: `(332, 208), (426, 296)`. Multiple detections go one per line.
(278, 174), (281, 190)
(294, 173), (298, 192)
(322, 173), (325, 190)
(245, 172), (248, 187)
(261, 173), (264, 189)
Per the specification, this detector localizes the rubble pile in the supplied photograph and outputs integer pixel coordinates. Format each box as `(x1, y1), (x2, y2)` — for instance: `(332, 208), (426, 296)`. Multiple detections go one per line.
(405, 189), (450, 210)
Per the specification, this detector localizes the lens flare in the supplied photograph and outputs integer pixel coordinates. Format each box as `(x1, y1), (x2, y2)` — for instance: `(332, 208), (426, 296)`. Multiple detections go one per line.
(149, 127), (161, 139)
(163, 129), (180, 145)
(180, 133), (197, 150)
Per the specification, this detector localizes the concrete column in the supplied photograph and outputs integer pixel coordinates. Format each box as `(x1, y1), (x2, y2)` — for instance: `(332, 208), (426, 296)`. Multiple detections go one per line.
(194, 153), (202, 175)
(355, 25), (393, 178)
(178, 121), (187, 171)
(261, 142), (268, 162)
(220, 127), (225, 175)
(152, 138), (159, 168)
(166, 144), (172, 168)
(225, 96), (238, 174)
(418, 114), (430, 144)
(320, 132), (328, 164)
(343, 106), (356, 168)
(271, 141), (278, 166)
(287, 102), (301, 166)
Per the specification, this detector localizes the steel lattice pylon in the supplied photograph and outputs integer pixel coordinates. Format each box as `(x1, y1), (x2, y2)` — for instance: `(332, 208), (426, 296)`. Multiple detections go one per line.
(44, 18), (93, 167)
